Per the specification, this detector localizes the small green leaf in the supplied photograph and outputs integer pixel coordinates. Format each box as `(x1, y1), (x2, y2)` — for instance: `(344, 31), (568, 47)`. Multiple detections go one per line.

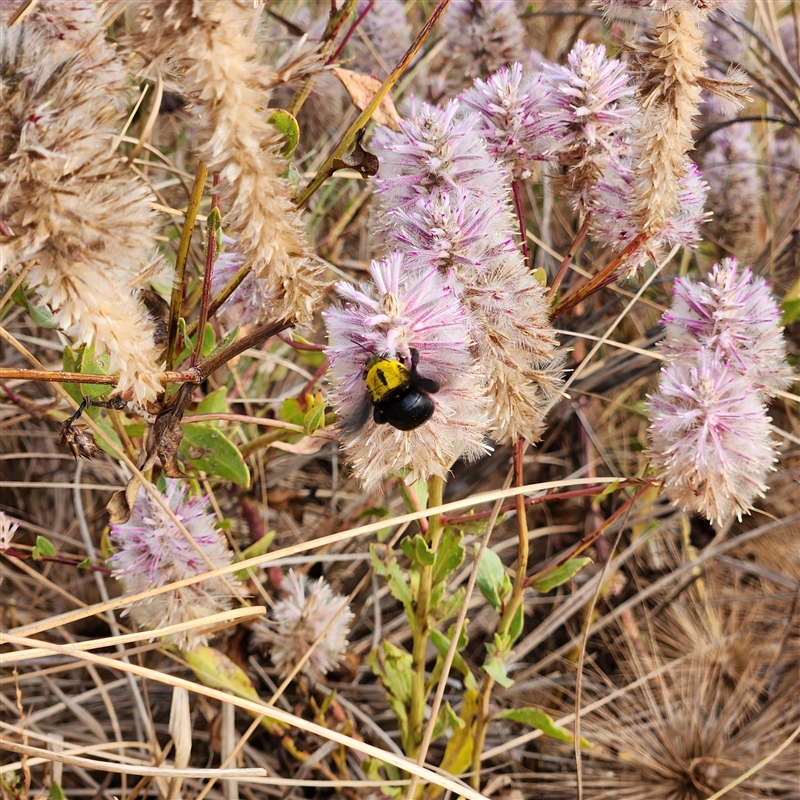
(433, 586), (465, 625)
(184, 645), (259, 700)
(532, 267), (548, 286)
(196, 387), (229, 416)
(431, 701), (464, 741)
(31, 546), (41, 561)
(430, 628), (476, 690)
(49, 783), (66, 800)
(92, 415), (123, 459)
(432, 528), (465, 585)
(180, 423), (250, 487)
(77, 558), (92, 570)
(475, 544), (508, 612)
(79, 342), (112, 399)
(268, 109), (300, 159)
(508, 602), (524, 644)
(483, 655), (514, 688)
(781, 297), (800, 325)
(531, 557), (592, 594)
(596, 480), (620, 501)
(400, 534), (435, 567)
(13, 286), (58, 328)
(279, 397), (305, 426)
(35, 536), (56, 558)
(205, 207), (223, 262)
(303, 392), (326, 435)
(234, 531), (275, 581)
(370, 544), (413, 611)
(494, 707), (592, 748)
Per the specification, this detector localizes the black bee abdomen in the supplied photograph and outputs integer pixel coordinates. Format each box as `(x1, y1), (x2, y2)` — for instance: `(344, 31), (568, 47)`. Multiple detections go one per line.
(373, 388), (436, 431)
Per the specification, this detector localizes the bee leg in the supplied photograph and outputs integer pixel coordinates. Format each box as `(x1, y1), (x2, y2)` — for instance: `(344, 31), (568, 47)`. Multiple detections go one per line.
(373, 406), (387, 425)
(408, 347), (440, 394)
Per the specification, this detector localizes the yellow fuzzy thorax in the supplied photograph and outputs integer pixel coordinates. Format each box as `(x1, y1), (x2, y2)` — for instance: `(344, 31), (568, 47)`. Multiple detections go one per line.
(364, 355), (409, 403)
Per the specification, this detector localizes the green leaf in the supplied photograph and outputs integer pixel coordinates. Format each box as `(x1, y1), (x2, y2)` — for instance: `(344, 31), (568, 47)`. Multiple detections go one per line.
(369, 640), (413, 745)
(13, 286), (58, 328)
(92, 415), (123, 459)
(35, 536), (56, 558)
(531, 557), (592, 594)
(268, 109), (300, 159)
(205, 207), (222, 263)
(431, 701), (464, 742)
(432, 527), (465, 585)
(475, 544), (508, 612)
(596, 480), (620, 501)
(781, 297), (800, 325)
(781, 275), (800, 325)
(430, 628), (476, 690)
(400, 534), (435, 568)
(196, 386), (229, 416)
(433, 586), (465, 625)
(180, 423), (250, 487)
(302, 392), (326, 435)
(370, 544), (413, 611)
(49, 783), (66, 800)
(234, 532), (275, 581)
(438, 688), (478, 781)
(184, 645), (260, 701)
(483, 655), (514, 688)
(31, 546), (41, 561)
(77, 558), (92, 570)
(508, 602), (524, 644)
(78, 342), (111, 399)
(279, 397), (305, 427)
(494, 707), (592, 748)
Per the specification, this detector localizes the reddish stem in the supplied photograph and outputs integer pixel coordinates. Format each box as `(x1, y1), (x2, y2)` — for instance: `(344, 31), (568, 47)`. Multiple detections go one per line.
(547, 213), (592, 301)
(328, 0), (375, 64)
(511, 179), (531, 270)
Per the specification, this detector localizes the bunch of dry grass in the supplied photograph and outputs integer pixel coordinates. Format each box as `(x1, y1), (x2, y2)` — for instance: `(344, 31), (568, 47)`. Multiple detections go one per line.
(533, 545), (800, 800)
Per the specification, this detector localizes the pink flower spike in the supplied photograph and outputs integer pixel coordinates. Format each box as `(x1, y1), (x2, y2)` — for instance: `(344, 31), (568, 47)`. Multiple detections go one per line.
(648, 350), (778, 525)
(661, 258), (793, 395)
(109, 481), (241, 649)
(324, 252), (491, 491)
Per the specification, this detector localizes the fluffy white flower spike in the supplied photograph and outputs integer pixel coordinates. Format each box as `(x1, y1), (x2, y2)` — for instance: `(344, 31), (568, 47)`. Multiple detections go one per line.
(254, 570), (353, 682)
(325, 252), (491, 491)
(109, 481), (241, 649)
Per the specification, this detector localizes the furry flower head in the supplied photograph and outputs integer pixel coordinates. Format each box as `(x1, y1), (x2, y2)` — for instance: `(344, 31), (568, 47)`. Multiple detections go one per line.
(325, 252), (490, 491)
(660, 258), (793, 395)
(253, 570), (353, 682)
(109, 481), (240, 649)
(647, 350), (777, 525)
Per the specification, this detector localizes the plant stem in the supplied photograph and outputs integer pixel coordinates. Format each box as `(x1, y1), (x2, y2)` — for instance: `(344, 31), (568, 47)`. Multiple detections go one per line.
(294, 0), (452, 208)
(471, 440), (529, 789)
(547, 212), (592, 301)
(167, 162), (207, 371)
(511, 179), (531, 270)
(406, 475), (444, 757)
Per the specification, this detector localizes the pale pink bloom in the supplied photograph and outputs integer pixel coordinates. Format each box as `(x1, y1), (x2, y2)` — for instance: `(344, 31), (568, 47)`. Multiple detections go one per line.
(648, 350), (777, 525)
(253, 571), (353, 681)
(109, 481), (241, 649)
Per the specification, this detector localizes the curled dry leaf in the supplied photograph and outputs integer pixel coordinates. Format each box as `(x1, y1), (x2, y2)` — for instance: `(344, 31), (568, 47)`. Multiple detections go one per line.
(331, 67), (402, 131)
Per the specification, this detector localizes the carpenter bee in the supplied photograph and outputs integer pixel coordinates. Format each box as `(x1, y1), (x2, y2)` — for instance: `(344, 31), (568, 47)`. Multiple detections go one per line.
(363, 348), (440, 431)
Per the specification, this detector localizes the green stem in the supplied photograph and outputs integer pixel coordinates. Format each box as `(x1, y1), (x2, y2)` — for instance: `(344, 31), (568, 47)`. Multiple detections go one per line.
(406, 475), (444, 758)
(167, 163), (207, 371)
(471, 440), (529, 789)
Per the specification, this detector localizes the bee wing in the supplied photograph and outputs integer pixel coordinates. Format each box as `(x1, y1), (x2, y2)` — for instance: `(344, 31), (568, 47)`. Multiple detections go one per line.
(338, 394), (374, 438)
